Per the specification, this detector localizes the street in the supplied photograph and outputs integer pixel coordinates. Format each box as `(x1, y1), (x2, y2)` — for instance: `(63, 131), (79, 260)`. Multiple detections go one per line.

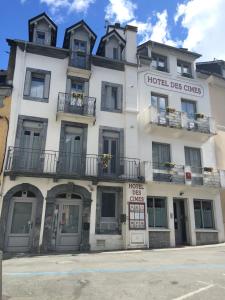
(2, 244), (225, 300)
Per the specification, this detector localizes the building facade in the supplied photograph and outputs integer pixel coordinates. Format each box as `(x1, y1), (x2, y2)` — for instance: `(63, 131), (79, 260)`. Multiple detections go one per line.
(197, 60), (225, 234)
(0, 13), (224, 253)
(0, 70), (12, 186)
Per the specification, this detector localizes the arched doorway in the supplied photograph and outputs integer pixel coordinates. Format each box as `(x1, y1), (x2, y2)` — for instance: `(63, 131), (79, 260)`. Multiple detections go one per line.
(0, 183), (44, 252)
(43, 183), (92, 252)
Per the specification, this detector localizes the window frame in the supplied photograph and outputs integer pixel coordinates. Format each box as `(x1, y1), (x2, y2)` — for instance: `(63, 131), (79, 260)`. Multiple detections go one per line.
(101, 81), (123, 113)
(181, 99), (197, 120)
(36, 31), (46, 45)
(194, 199), (215, 229)
(147, 196), (168, 228)
(23, 68), (51, 103)
(177, 60), (192, 78)
(151, 52), (168, 72)
(101, 191), (117, 220)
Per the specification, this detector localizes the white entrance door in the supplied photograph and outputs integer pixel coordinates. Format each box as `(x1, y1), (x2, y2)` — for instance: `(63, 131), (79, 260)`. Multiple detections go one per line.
(6, 197), (36, 252)
(56, 198), (82, 251)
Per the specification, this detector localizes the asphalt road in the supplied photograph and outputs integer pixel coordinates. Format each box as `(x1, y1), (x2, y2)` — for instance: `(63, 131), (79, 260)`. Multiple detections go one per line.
(2, 244), (225, 300)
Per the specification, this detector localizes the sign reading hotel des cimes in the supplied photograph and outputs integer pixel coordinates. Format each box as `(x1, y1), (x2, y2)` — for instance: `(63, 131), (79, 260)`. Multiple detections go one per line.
(144, 73), (204, 97)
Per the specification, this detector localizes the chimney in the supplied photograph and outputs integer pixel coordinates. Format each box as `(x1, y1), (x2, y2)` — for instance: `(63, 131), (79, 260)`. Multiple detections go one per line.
(124, 25), (138, 63)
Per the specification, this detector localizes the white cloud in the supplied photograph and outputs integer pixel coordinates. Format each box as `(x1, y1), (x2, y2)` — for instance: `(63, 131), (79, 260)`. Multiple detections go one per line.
(40, 0), (95, 14)
(129, 19), (152, 44)
(175, 0), (225, 60)
(105, 0), (137, 23)
(150, 10), (178, 46)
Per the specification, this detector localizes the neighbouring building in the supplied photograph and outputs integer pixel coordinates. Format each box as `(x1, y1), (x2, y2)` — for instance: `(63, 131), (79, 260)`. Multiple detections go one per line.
(0, 12), (224, 253)
(0, 70), (12, 185)
(197, 60), (225, 234)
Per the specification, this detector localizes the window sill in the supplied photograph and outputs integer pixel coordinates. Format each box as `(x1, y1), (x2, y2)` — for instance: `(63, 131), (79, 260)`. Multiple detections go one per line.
(151, 68), (171, 76)
(195, 229), (218, 233)
(176, 74), (196, 81)
(101, 108), (122, 113)
(148, 227), (170, 232)
(23, 96), (49, 103)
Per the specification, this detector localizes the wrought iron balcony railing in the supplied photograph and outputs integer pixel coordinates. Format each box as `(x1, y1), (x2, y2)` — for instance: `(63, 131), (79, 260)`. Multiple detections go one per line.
(5, 147), (143, 182)
(57, 93), (96, 117)
(142, 107), (215, 135)
(150, 162), (221, 188)
(69, 51), (90, 70)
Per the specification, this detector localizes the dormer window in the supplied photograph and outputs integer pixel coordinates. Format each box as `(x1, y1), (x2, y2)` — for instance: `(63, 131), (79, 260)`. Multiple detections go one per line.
(151, 53), (167, 72)
(177, 60), (192, 78)
(74, 39), (87, 53)
(36, 31), (45, 45)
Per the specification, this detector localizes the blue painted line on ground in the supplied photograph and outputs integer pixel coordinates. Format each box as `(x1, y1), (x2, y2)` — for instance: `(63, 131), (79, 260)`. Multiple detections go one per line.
(3, 264), (225, 277)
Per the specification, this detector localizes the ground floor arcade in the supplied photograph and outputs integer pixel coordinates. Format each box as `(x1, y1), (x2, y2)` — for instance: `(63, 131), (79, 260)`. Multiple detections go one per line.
(0, 177), (224, 253)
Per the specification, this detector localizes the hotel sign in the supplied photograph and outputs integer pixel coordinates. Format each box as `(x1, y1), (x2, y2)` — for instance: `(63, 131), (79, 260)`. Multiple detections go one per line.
(144, 73), (204, 97)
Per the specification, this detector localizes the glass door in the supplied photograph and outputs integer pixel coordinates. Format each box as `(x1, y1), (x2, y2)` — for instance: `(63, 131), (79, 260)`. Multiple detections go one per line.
(6, 197), (36, 252)
(102, 136), (119, 176)
(56, 198), (82, 251)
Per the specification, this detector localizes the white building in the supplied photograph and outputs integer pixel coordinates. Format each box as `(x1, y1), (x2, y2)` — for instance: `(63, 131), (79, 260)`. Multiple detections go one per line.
(0, 13), (224, 253)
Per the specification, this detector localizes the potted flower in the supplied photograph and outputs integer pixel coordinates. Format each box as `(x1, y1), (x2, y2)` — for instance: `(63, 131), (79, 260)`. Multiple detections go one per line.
(166, 107), (176, 114)
(203, 167), (213, 172)
(164, 162), (175, 169)
(100, 154), (112, 169)
(196, 113), (204, 119)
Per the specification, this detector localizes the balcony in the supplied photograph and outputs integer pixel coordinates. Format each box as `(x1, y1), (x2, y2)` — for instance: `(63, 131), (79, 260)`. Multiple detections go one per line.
(68, 51), (91, 79)
(57, 93), (96, 124)
(5, 147), (144, 183)
(143, 162), (223, 189)
(140, 107), (216, 142)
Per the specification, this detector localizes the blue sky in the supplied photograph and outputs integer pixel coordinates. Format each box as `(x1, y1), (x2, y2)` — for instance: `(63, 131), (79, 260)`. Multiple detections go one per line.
(1, 0), (225, 69)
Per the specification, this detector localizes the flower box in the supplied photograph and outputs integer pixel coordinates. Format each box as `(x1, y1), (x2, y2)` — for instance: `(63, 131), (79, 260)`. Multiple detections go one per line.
(196, 113), (204, 119)
(203, 167), (213, 172)
(164, 162), (175, 168)
(166, 107), (176, 114)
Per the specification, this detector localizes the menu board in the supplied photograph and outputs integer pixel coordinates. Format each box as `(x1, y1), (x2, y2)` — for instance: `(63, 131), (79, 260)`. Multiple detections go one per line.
(129, 202), (146, 230)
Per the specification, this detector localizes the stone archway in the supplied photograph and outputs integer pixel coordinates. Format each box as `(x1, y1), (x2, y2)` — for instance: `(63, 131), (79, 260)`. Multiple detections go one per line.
(0, 183), (44, 252)
(43, 183), (92, 252)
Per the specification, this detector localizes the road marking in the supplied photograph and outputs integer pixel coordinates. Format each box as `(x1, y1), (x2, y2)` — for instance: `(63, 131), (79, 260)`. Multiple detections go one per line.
(172, 284), (214, 300)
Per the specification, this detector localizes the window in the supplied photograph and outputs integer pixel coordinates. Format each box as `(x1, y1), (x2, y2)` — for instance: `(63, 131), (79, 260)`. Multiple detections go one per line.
(147, 197), (167, 227)
(96, 187), (122, 234)
(30, 74), (45, 98)
(36, 31), (45, 45)
(101, 82), (123, 112)
(72, 39), (87, 69)
(74, 39), (87, 53)
(101, 192), (116, 218)
(194, 199), (214, 229)
(152, 142), (171, 170)
(151, 53), (167, 72)
(177, 60), (192, 78)
(181, 99), (197, 119)
(23, 68), (51, 102)
(185, 147), (202, 172)
(151, 93), (168, 114)
(113, 47), (118, 60)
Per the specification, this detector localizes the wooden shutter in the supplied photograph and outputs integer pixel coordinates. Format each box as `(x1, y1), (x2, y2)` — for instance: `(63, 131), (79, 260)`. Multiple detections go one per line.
(117, 85), (123, 111)
(23, 69), (31, 96)
(101, 82), (107, 110)
(43, 73), (51, 99)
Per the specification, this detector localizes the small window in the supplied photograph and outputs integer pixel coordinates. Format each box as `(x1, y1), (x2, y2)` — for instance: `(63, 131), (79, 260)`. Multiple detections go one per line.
(181, 99), (197, 120)
(151, 53), (167, 72)
(194, 199), (214, 229)
(177, 60), (192, 78)
(147, 197), (167, 228)
(101, 82), (122, 112)
(36, 31), (45, 45)
(113, 47), (118, 60)
(101, 192), (116, 218)
(23, 68), (51, 102)
(30, 74), (45, 98)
